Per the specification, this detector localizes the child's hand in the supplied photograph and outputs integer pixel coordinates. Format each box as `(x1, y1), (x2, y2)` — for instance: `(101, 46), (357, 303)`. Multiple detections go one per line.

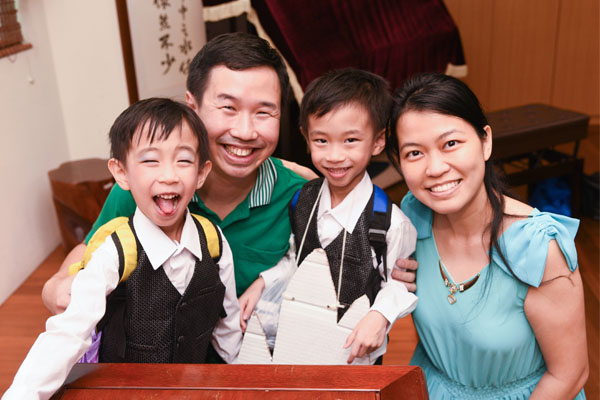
(344, 310), (389, 364)
(238, 276), (265, 332)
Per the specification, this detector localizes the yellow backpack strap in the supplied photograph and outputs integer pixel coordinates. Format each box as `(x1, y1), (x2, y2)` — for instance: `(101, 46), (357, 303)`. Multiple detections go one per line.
(112, 221), (138, 283)
(191, 213), (221, 261)
(68, 216), (138, 283)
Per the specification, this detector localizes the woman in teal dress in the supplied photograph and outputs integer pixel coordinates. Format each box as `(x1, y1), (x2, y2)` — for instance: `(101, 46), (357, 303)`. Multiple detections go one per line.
(386, 73), (588, 399)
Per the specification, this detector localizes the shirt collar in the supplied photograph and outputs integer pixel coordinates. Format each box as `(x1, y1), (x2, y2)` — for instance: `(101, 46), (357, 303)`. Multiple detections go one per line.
(132, 208), (202, 270)
(317, 172), (373, 234)
(190, 158), (277, 210)
(248, 157), (278, 208)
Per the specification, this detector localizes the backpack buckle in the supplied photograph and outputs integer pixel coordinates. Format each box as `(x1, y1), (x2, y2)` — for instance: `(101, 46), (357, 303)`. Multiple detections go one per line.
(368, 228), (387, 245)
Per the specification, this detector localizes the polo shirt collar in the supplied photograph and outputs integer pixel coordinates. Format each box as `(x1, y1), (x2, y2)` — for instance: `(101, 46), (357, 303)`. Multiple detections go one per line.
(191, 157), (278, 210)
(132, 208), (202, 270)
(248, 157), (278, 208)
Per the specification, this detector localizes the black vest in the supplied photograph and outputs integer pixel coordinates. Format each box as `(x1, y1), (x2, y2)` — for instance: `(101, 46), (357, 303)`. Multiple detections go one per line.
(99, 217), (226, 363)
(290, 179), (382, 321)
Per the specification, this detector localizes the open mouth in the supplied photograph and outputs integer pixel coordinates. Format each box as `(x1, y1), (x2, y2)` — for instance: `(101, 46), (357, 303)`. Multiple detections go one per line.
(429, 180), (460, 193)
(225, 145), (253, 157)
(154, 193), (180, 215)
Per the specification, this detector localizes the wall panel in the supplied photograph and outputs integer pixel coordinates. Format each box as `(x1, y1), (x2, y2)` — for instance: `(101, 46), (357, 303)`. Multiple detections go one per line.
(444, 0), (599, 119)
(443, 0), (494, 110)
(551, 0), (600, 119)
(487, 0), (559, 110)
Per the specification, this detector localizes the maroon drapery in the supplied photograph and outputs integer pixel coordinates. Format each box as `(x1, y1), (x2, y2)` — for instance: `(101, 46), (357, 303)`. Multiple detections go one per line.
(251, 0), (465, 91)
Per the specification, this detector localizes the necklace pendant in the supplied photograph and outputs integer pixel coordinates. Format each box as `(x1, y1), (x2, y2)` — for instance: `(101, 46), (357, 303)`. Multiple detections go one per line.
(447, 294), (456, 304)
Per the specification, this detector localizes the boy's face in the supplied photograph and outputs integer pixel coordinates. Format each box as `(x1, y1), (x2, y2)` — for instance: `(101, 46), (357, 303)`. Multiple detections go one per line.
(108, 121), (211, 241)
(305, 102), (385, 201)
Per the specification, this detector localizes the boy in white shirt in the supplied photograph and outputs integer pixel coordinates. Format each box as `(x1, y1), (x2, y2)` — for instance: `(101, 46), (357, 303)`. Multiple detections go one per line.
(239, 68), (417, 364)
(4, 98), (241, 400)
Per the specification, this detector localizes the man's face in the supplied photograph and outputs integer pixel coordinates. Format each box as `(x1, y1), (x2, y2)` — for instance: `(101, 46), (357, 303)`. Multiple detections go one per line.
(188, 65), (281, 184)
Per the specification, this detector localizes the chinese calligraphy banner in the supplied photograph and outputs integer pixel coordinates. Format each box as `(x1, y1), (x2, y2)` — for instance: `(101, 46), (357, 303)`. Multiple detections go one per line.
(126, 0), (206, 100)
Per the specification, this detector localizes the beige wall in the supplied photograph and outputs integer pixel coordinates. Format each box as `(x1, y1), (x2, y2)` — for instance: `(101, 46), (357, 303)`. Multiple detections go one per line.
(44, 1), (129, 160)
(0, 1), (128, 304)
(445, 0), (600, 122)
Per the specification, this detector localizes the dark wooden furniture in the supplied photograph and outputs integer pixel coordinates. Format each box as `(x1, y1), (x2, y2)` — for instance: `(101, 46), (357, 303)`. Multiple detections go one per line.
(48, 158), (114, 251)
(50, 363), (428, 399)
(487, 103), (589, 215)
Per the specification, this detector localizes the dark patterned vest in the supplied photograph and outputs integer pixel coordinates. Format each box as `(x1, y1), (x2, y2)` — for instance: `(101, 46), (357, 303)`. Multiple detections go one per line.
(99, 217), (226, 363)
(291, 178), (383, 321)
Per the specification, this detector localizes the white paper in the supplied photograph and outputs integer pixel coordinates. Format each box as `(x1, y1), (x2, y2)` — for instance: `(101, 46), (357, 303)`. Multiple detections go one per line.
(236, 248), (372, 365)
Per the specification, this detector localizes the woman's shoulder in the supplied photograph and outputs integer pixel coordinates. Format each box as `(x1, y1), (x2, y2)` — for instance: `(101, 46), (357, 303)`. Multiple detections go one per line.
(503, 196), (534, 218)
(494, 195), (580, 287)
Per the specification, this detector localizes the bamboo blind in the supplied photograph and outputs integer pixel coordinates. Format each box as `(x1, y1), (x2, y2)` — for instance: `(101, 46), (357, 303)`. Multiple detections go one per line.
(0, 0), (31, 58)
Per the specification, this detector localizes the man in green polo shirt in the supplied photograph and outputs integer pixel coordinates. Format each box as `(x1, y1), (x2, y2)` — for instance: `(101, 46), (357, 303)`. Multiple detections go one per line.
(42, 33), (417, 322)
(42, 32), (313, 313)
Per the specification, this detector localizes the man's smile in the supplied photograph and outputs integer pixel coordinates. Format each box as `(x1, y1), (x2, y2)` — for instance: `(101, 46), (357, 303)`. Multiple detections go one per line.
(224, 145), (253, 157)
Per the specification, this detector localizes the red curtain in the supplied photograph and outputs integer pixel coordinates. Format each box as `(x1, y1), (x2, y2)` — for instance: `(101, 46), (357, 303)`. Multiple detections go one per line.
(251, 0), (466, 90)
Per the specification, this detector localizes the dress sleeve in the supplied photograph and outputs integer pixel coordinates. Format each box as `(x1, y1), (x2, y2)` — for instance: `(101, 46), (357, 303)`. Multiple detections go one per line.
(493, 211), (580, 287)
(400, 191), (433, 240)
(85, 184), (136, 244)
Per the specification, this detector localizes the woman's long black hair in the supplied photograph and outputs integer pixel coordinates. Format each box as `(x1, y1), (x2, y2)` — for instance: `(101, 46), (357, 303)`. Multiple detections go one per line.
(386, 72), (519, 283)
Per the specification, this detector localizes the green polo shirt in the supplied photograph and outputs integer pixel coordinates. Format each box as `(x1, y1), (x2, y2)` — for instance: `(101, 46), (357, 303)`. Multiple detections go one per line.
(85, 157), (307, 296)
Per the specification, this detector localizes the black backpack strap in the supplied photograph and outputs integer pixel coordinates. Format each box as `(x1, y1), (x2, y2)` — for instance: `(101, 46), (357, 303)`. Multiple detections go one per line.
(97, 230), (130, 359)
(369, 185), (392, 281)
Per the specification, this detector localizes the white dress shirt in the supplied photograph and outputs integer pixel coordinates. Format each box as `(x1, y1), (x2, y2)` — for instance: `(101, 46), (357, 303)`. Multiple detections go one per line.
(4, 209), (242, 400)
(260, 173), (418, 361)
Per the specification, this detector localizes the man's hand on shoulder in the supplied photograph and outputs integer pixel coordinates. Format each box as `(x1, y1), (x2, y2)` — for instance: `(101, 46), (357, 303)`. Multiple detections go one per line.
(42, 274), (76, 315)
(42, 243), (86, 314)
(279, 159), (318, 180)
(391, 258), (418, 293)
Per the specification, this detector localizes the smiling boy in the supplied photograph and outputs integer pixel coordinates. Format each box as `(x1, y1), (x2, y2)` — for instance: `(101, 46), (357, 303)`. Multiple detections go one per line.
(4, 99), (241, 400)
(241, 69), (418, 364)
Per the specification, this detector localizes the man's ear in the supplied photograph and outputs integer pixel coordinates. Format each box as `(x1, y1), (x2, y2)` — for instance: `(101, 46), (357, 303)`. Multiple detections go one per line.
(185, 91), (199, 112)
(482, 125), (493, 161)
(196, 160), (212, 189)
(108, 158), (130, 191)
(371, 128), (386, 156)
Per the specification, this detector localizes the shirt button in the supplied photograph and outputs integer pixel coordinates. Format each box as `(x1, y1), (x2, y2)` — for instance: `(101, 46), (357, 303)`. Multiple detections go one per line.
(178, 336), (185, 343)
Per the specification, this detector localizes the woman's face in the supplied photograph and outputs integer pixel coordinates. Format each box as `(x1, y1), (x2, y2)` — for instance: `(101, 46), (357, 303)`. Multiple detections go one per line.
(395, 110), (492, 216)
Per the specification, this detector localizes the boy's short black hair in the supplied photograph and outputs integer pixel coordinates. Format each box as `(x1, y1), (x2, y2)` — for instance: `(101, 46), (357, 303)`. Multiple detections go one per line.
(109, 98), (209, 164)
(299, 68), (392, 136)
(186, 32), (290, 110)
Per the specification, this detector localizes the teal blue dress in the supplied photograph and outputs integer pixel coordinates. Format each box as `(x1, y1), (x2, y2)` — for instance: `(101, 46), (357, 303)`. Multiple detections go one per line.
(401, 192), (585, 399)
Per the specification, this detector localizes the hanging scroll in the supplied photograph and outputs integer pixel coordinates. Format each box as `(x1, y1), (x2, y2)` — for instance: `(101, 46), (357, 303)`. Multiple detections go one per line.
(117, 0), (206, 102)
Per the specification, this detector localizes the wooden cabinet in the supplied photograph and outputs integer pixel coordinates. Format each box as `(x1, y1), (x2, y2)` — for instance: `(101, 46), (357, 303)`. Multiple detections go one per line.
(51, 364), (428, 399)
(48, 158), (114, 251)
